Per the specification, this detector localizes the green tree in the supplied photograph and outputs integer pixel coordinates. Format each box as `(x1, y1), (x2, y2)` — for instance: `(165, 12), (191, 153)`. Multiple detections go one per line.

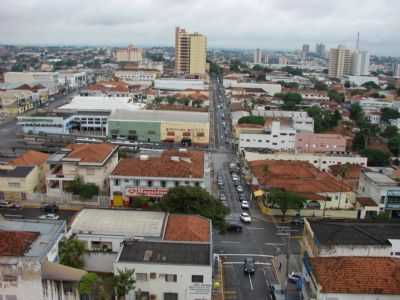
(328, 90), (345, 103)
(131, 196), (150, 209)
(64, 177), (99, 199)
(268, 189), (306, 221)
(79, 273), (107, 300)
(161, 186), (229, 229)
(59, 237), (86, 269)
(350, 103), (365, 125)
(113, 269), (136, 300)
(306, 107), (341, 133)
(382, 125), (398, 139)
(238, 115), (265, 125)
(352, 132), (366, 151)
(252, 64), (263, 71)
(280, 93), (303, 110)
(362, 81), (380, 90)
(344, 81), (351, 88)
(388, 135), (400, 156)
(381, 107), (400, 123)
(314, 81), (328, 91)
(360, 149), (390, 166)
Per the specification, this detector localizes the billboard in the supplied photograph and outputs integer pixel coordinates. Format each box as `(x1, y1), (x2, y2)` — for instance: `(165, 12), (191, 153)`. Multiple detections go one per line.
(125, 187), (169, 198)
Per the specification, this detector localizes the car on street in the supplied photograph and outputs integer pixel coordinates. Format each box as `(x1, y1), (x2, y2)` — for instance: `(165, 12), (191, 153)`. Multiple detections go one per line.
(291, 217), (305, 226)
(238, 193), (246, 202)
(243, 257), (255, 274)
(270, 284), (285, 300)
(41, 203), (59, 213)
(226, 222), (243, 233)
(236, 185), (244, 192)
(240, 212), (252, 223)
(231, 173), (239, 180)
(241, 200), (250, 209)
(219, 193), (227, 201)
(288, 272), (302, 283)
(39, 213), (60, 220)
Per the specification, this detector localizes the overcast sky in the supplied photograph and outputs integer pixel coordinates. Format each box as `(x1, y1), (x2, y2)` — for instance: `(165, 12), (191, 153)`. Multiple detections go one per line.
(0, 0), (399, 56)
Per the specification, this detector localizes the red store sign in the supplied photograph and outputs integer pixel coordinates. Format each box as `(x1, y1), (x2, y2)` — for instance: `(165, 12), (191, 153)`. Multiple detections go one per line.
(125, 187), (169, 198)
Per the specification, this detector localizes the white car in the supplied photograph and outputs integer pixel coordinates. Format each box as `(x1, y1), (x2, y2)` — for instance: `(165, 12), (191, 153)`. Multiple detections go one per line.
(39, 214), (60, 220)
(241, 201), (250, 209)
(240, 212), (252, 223)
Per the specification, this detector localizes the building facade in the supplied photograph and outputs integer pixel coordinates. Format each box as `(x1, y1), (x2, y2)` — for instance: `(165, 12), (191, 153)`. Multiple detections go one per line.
(328, 47), (353, 78)
(4, 72), (59, 95)
(295, 132), (347, 154)
(115, 44), (144, 62)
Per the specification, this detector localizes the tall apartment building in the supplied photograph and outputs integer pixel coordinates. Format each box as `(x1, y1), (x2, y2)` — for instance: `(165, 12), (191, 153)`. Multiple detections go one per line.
(328, 46), (353, 78)
(115, 44), (143, 62)
(175, 27), (207, 76)
(302, 44), (310, 57)
(315, 43), (326, 58)
(351, 50), (370, 76)
(254, 48), (262, 64)
(393, 63), (400, 78)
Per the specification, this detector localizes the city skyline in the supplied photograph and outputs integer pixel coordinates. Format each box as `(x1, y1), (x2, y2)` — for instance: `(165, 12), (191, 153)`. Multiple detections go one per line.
(0, 0), (399, 56)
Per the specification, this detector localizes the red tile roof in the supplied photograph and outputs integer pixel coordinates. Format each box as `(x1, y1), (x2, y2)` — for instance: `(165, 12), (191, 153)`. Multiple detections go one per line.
(249, 160), (352, 193)
(65, 143), (117, 164)
(310, 257), (400, 295)
(329, 164), (362, 179)
(356, 197), (378, 207)
(10, 150), (48, 166)
(87, 81), (129, 93)
(164, 215), (209, 242)
(112, 150), (204, 178)
(0, 230), (39, 256)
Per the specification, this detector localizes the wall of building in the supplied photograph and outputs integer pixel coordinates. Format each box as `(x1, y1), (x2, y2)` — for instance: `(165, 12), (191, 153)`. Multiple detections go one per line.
(17, 116), (71, 135)
(0, 167), (39, 201)
(239, 132), (296, 150)
(189, 34), (207, 75)
(295, 133), (347, 154)
(160, 121), (209, 144)
(107, 120), (161, 142)
(114, 261), (212, 300)
(319, 245), (390, 257)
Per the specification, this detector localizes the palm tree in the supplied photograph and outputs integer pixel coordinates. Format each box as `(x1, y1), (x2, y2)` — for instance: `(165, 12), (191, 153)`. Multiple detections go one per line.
(59, 237), (86, 269)
(113, 268), (136, 300)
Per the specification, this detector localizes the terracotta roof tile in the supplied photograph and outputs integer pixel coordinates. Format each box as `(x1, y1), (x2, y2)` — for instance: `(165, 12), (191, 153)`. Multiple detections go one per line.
(10, 150), (48, 166)
(65, 143), (117, 163)
(112, 150), (204, 178)
(356, 197), (378, 207)
(310, 257), (400, 295)
(0, 230), (39, 256)
(164, 215), (209, 242)
(249, 160), (352, 193)
(329, 164), (362, 179)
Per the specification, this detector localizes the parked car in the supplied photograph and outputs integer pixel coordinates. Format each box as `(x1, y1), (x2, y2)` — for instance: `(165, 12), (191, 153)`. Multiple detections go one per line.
(288, 272), (302, 284)
(226, 222), (243, 233)
(240, 212), (252, 223)
(236, 185), (244, 192)
(231, 173), (240, 180)
(291, 217), (305, 226)
(243, 257), (256, 274)
(241, 201), (250, 209)
(0, 200), (13, 208)
(270, 284), (285, 300)
(41, 203), (59, 213)
(238, 193), (246, 202)
(220, 193), (227, 201)
(39, 213), (60, 220)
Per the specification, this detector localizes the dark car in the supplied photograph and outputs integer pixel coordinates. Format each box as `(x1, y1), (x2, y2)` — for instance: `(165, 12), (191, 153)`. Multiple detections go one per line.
(226, 222), (243, 233)
(291, 217), (304, 226)
(243, 257), (256, 274)
(41, 203), (59, 213)
(238, 193), (246, 202)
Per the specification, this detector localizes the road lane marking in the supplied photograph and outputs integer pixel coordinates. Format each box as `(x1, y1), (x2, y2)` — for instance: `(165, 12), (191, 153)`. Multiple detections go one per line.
(249, 273), (254, 291)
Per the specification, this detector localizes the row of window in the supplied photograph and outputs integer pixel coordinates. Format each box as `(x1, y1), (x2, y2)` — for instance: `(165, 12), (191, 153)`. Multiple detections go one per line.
(241, 139), (291, 145)
(114, 179), (200, 188)
(135, 272), (203, 283)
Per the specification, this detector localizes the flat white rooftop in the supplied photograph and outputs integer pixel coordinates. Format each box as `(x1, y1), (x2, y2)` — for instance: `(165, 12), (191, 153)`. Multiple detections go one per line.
(109, 109), (209, 123)
(364, 172), (397, 185)
(70, 209), (166, 238)
(58, 96), (145, 112)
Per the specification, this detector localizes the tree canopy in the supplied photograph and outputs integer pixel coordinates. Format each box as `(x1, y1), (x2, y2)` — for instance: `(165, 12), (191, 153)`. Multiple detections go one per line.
(381, 107), (400, 123)
(59, 237), (86, 269)
(161, 186), (229, 229)
(362, 81), (380, 90)
(238, 115), (265, 125)
(113, 269), (136, 300)
(268, 189), (306, 220)
(314, 81), (328, 91)
(328, 90), (345, 103)
(306, 107), (341, 133)
(276, 92), (303, 110)
(382, 125), (398, 139)
(360, 148), (391, 166)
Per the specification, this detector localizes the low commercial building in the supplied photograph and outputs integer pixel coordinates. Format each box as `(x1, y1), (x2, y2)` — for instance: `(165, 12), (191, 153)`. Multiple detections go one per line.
(110, 149), (205, 206)
(68, 209), (212, 299)
(0, 89), (35, 116)
(358, 168), (400, 218)
(302, 256), (400, 300)
(80, 81), (131, 98)
(343, 75), (379, 86)
(4, 72), (59, 95)
(244, 151), (367, 172)
(0, 164), (38, 201)
(249, 160), (355, 210)
(46, 143), (118, 196)
(0, 217), (85, 300)
(115, 44), (144, 62)
(223, 80), (282, 96)
(251, 110), (314, 132)
(17, 112), (77, 135)
(154, 78), (207, 91)
(295, 132), (347, 154)
(58, 71), (87, 89)
(108, 109), (209, 144)
(114, 69), (160, 85)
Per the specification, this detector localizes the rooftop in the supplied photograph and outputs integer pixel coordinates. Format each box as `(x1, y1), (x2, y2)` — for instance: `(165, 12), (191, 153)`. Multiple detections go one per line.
(9, 150), (49, 166)
(0, 217), (65, 259)
(112, 150), (204, 179)
(164, 215), (210, 242)
(58, 96), (145, 112)
(329, 164), (362, 179)
(308, 219), (400, 246)
(70, 209), (166, 238)
(86, 80), (129, 93)
(0, 165), (34, 178)
(249, 160), (352, 193)
(109, 109), (209, 123)
(310, 257), (400, 295)
(118, 240), (211, 266)
(364, 171), (397, 185)
(64, 143), (117, 164)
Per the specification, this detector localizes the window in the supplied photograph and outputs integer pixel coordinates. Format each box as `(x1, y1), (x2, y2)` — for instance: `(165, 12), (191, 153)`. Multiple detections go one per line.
(165, 274), (177, 282)
(129, 130), (137, 135)
(124, 179), (130, 183)
(8, 182), (20, 188)
(192, 275), (204, 283)
(114, 179), (120, 186)
(164, 293), (178, 300)
(148, 130), (156, 135)
(175, 181), (180, 187)
(136, 273), (148, 281)
(86, 168), (95, 175)
(381, 195), (385, 204)
(161, 181), (167, 188)
(91, 241), (112, 251)
(182, 132), (191, 137)
(150, 272), (157, 279)
(197, 132), (205, 137)
(167, 131), (175, 136)
(148, 180), (153, 187)
(195, 182), (200, 187)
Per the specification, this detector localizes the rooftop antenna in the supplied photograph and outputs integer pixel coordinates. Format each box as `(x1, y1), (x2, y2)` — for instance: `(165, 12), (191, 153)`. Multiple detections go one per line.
(356, 32), (360, 50)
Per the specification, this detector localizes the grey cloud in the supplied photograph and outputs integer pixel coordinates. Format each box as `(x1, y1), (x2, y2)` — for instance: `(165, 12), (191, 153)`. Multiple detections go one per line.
(0, 0), (399, 55)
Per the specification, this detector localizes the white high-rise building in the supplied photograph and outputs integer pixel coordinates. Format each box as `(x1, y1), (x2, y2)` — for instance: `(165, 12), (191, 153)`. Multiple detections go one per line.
(393, 63), (400, 78)
(351, 50), (370, 76)
(254, 48), (262, 64)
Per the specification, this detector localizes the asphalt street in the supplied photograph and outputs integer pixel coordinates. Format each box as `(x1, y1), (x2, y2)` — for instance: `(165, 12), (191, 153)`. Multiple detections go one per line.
(0, 207), (78, 225)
